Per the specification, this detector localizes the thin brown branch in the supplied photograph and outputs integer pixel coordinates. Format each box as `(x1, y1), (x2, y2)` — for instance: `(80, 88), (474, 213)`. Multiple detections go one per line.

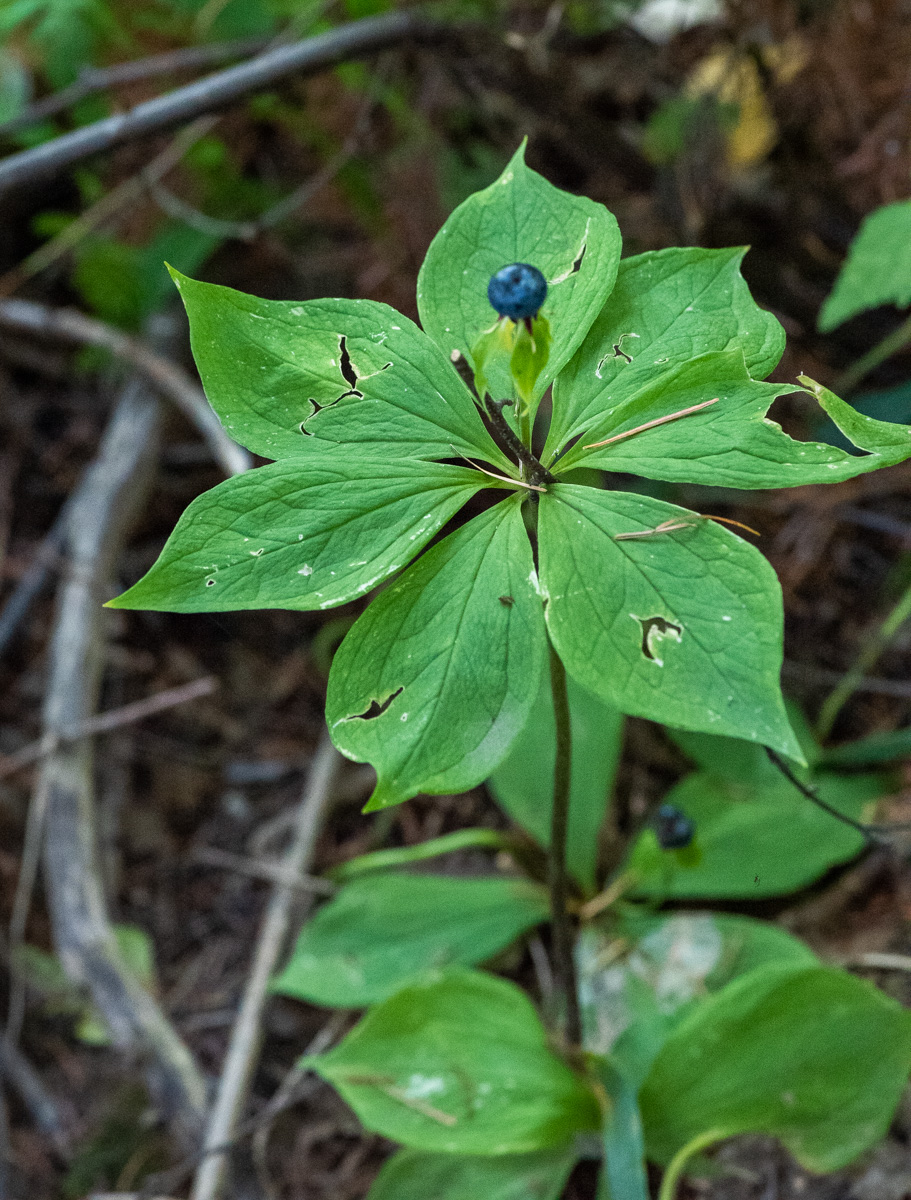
(190, 732), (342, 1200)
(0, 11), (432, 194)
(0, 301), (250, 476)
(138, 1014), (346, 1199)
(0, 39), (270, 137)
(0, 677), (217, 780)
(144, 87), (372, 240)
(191, 846), (335, 896)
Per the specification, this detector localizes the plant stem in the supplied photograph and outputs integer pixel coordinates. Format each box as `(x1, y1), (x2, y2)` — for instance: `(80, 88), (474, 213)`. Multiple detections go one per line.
(657, 1130), (724, 1200)
(547, 641), (582, 1048)
(833, 309), (911, 396)
(485, 398), (557, 487)
(520, 406), (532, 453)
(815, 577), (911, 741)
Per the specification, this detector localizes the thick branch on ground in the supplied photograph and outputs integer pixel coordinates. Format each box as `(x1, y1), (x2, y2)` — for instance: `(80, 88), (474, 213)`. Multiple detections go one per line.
(36, 337), (207, 1142)
(0, 38), (270, 137)
(190, 733), (342, 1200)
(0, 11), (432, 194)
(0, 302), (250, 476)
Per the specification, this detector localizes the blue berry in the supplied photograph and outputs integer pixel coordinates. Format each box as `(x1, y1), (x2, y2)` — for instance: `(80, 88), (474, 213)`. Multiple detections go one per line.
(654, 804), (695, 850)
(487, 263), (547, 321)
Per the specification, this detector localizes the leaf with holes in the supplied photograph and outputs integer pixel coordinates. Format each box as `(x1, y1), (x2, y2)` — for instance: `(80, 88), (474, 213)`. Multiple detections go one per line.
(327, 498), (547, 810)
(640, 963), (911, 1172)
(539, 242), (911, 487)
(417, 142), (621, 418)
(538, 485), (801, 758)
(550, 350), (911, 488)
(306, 968), (600, 1154)
(107, 457), (488, 613)
(366, 1147), (577, 1200)
(169, 269), (511, 468)
(544, 246), (784, 464)
(489, 672), (623, 893)
(271, 872), (548, 1008)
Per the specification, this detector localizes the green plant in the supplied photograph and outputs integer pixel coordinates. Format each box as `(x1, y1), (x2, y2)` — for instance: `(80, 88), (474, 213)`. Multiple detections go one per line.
(110, 145), (911, 1198)
(820, 198), (911, 394)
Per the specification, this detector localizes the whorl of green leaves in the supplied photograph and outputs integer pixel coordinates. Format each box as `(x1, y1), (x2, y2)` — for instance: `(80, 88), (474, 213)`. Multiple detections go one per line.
(110, 142), (911, 807)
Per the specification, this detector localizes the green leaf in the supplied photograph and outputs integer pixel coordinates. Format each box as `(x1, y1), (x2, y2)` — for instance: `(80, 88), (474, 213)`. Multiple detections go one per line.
(272, 872), (549, 1007)
(138, 223), (218, 316)
(797, 373), (911, 464)
(366, 1147), (576, 1200)
(169, 270), (511, 468)
(628, 766), (883, 899)
(489, 671), (623, 893)
(577, 911), (816, 1063)
(597, 1060), (649, 1200)
(538, 486), (802, 758)
(327, 498), (547, 810)
(332, 828), (511, 881)
(108, 456), (486, 613)
(666, 727), (787, 787)
(551, 350), (911, 489)
(667, 699), (822, 780)
(821, 725), (911, 767)
(0, 47), (28, 123)
(640, 963), (911, 1172)
(544, 247), (784, 463)
(308, 968), (600, 1154)
(73, 238), (145, 331)
(417, 142), (621, 414)
(819, 200), (911, 331)
(510, 314), (552, 409)
(702, 915), (818, 985)
(0, 0), (45, 37)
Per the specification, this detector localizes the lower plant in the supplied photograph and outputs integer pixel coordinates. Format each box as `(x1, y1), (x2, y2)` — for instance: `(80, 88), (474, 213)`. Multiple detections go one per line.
(110, 144), (911, 1197)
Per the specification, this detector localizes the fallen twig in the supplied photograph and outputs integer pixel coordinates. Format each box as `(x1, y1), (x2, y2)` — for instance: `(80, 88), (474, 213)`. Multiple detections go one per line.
(0, 677), (217, 780)
(191, 846), (335, 896)
(0, 1081), (9, 1200)
(30, 339), (207, 1142)
(119, 1015), (345, 1199)
(0, 11), (430, 194)
(0, 496), (69, 658)
(190, 732), (342, 1200)
(0, 39), (270, 137)
(839, 951), (911, 973)
(147, 116), (360, 241)
(0, 1036), (70, 1158)
(0, 302), (250, 476)
(0, 117), (217, 297)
